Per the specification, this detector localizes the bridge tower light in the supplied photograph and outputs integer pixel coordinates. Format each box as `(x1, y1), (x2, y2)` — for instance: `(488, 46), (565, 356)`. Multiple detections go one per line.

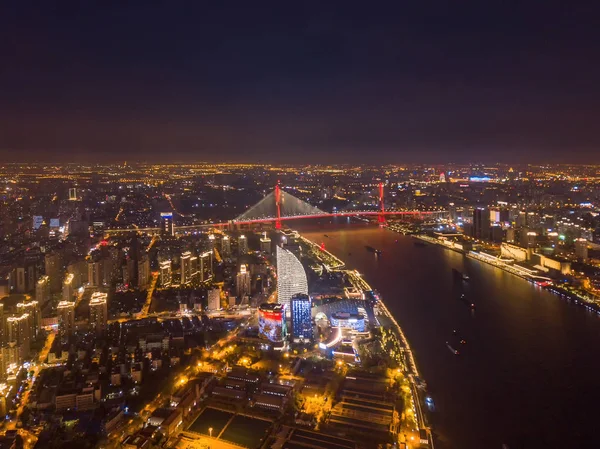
(275, 181), (282, 230)
(377, 182), (386, 225)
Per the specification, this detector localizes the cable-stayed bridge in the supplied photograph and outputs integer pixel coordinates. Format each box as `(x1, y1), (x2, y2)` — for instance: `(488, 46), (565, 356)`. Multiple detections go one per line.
(105, 182), (447, 235)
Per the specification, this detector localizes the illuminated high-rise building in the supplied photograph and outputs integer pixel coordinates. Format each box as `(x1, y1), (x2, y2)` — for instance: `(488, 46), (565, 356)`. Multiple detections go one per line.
(68, 187), (78, 201)
(16, 300), (40, 340)
(208, 234), (215, 249)
(207, 288), (221, 311)
(190, 255), (199, 281)
(180, 251), (191, 285)
(62, 273), (75, 302)
(276, 245), (308, 317)
(260, 233), (272, 254)
(575, 238), (589, 262)
(36, 275), (51, 306)
(57, 301), (75, 337)
(236, 265), (251, 298)
(238, 235), (248, 255)
(291, 294), (312, 342)
(160, 212), (174, 236)
(221, 235), (231, 257)
(137, 254), (150, 289)
(200, 251), (213, 282)
(89, 292), (108, 333)
(6, 314), (31, 361)
(88, 259), (103, 287)
(258, 303), (286, 343)
(159, 260), (172, 287)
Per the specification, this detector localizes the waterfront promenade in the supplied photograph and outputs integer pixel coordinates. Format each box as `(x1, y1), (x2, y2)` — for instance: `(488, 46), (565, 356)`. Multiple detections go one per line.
(299, 232), (433, 448)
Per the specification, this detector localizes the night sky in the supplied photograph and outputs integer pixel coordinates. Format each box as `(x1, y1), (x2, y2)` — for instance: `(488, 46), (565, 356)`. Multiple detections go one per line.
(1, 2), (600, 163)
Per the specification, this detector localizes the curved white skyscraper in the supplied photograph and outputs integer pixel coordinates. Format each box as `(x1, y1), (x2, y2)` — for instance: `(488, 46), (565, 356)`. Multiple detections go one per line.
(276, 245), (308, 316)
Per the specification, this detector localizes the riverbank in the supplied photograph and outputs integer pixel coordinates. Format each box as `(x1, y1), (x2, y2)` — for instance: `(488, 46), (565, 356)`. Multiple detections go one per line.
(409, 233), (600, 316)
(298, 231), (434, 448)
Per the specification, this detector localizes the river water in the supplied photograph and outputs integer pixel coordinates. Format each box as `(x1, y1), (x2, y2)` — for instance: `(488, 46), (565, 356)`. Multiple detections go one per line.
(296, 221), (600, 449)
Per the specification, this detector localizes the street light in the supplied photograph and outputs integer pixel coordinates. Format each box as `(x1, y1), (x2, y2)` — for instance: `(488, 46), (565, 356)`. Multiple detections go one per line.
(209, 427), (213, 438)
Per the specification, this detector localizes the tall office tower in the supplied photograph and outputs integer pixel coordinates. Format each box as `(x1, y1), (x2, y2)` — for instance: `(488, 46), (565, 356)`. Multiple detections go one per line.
(207, 234), (215, 249)
(160, 212), (174, 236)
(57, 301), (75, 337)
(62, 273), (75, 302)
(159, 260), (172, 287)
(575, 238), (589, 262)
(68, 187), (78, 201)
(89, 292), (108, 333)
(473, 207), (491, 240)
(207, 288), (221, 311)
(45, 252), (63, 293)
(260, 233), (272, 254)
(200, 251), (213, 282)
(88, 259), (103, 287)
(6, 314), (31, 361)
(180, 251), (191, 285)
(238, 235), (248, 255)
(16, 301), (40, 339)
(236, 265), (251, 298)
(291, 294), (312, 342)
(276, 245), (308, 317)
(137, 254), (150, 289)
(36, 276), (50, 306)
(221, 235), (231, 257)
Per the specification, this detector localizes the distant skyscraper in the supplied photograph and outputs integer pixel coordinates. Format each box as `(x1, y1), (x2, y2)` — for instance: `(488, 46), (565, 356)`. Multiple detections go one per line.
(57, 301), (75, 337)
(160, 212), (174, 236)
(208, 234), (215, 249)
(238, 235), (248, 255)
(221, 235), (231, 258)
(236, 265), (251, 298)
(89, 292), (108, 333)
(276, 245), (308, 317)
(291, 294), (312, 342)
(159, 260), (172, 287)
(68, 187), (78, 201)
(473, 207), (491, 240)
